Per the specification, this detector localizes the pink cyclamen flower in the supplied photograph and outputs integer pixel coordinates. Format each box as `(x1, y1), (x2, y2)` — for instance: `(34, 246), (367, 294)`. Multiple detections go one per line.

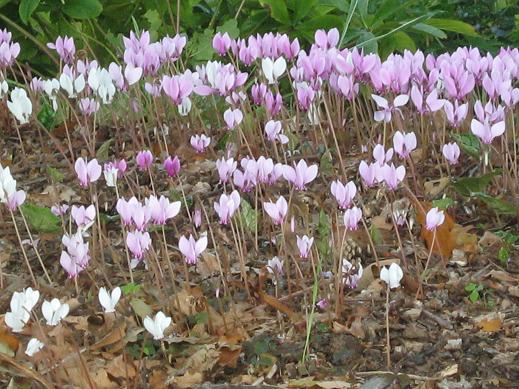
(79, 98), (100, 116)
(342, 259), (363, 289)
(283, 160), (318, 190)
(213, 32), (231, 55)
(126, 231), (152, 266)
(216, 157), (237, 184)
(267, 256), (284, 275)
(190, 134), (211, 153)
(164, 156), (181, 177)
(146, 195), (181, 225)
(7, 190), (25, 211)
(60, 232), (90, 278)
(74, 158), (101, 187)
(193, 208), (202, 229)
(381, 163), (406, 190)
(296, 235), (314, 260)
(214, 190), (241, 225)
(344, 206), (362, 231)
(136, 150), (153, 171)
(116, 197), (150, 230)
(470, 119), (505, 144)
(223, 108), (243, 130)
(330, 180), (357, 209)
(442, 142), (460, 165)
(425, 207), (445, 231)
(393, 131), (417, 159)
(359, 161), (378, 187)
(47, 36), (75, 63)
(71, 204), (96, 230)
(264, 120), (288, 144)
(51, 203), (69, 216)
(373, 144), (393, 166)
(161, 74), (193, 105)
(179, 234), (208, 265)
(263, 196), (288, 226)
(316, 298), (329, 310)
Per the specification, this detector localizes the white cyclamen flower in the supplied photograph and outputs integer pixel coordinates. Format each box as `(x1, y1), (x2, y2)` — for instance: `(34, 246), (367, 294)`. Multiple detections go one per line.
(7, 87), (32, 124)
(262, 57), (286, 84)
(98, 286), (121, 313)
(41, 298), (69, 326)
(25, 338), (44, 356)
(0, 164), (17, 203)
(143, 311), (171, 340)
(4, 288), (40, 332)
(380, 263), (404, 289)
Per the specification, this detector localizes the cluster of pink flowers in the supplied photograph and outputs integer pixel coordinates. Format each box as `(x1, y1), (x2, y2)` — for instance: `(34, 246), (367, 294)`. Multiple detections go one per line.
(0, 29), (20, 68)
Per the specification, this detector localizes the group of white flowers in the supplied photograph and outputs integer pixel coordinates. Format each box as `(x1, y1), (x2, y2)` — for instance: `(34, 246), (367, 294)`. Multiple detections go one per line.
(4, 285), (173, 357)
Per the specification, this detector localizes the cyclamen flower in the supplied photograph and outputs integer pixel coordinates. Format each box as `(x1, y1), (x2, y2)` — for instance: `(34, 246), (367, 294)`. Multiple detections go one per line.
(136, 150), (153, 171)
(75, 158), (102, 187)
(470, 119), (505, 144)
(342, 259), (363, 289)
(330, 180), (357, 209)
(373, 144), (393, 166)
(4, 288), (40, 332)
(179, 234), (208, 265)
(344, 206), (362, 231)
(213, 32), (232, 55)
(216, 157), (237, 184)
(442, 142), (460, 165)
(425, 207), (445, 231)
(60, 232), (90, 278)
(223, 108), (243, 130)
(262, 57), (286, 84)
(71, 204), (96, 231)
(144, 311), (171, 340)
(51, 203), (69, 216)
(393, 131), (417, 159)
(380, 263), (403, 289)
(146, 195), (181, 225)
(214, 190), (241, 225)
(6, 189), (25, 211)
(126, 231), (152, 266)
(372, 94), (409, 123)
(283, 160), (318, 190)
(267, 256), (284, 275)
(265, 120), (288, 144)
(263, 196), (288, 226)
(7, 87), (32, 124)
(25, 338), (44, 357)
(103, 163), (119, 187)
(98, 286), (121, 313)
(296, 235), (314, 260)
(79, 98), (100, 116)
(193, 208), (202, 229)
(164, 156), (181, 178)
(381, 163), (406, 190)
(0, 165), (17, 203)
(42, 299), (69, 326)
(47, 36), (75, 63)
(359, 161), (379, 187)
(190, 134), (211, 153)
(117, 197), (150, 230)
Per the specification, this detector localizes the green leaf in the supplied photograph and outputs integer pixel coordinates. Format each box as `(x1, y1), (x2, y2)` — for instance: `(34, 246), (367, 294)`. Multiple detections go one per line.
(259, 0), (291, 25)
(358, 30), (378, 54)
(37, 102), (58, 131)
(294, 0), (317, 22)
(19, 0), (40, 24)
(389, 31), (416, 52)
(190, 28), (214, 62)
(451, 170), (500, 197)
(472, 192), (516, 215)
(47, 166), (64, 183)
(240, 199), (258, 233)
(498, 247), (510, 264)
(20, 203), (61, 233)
(469, 289), (480, 303)
(143, 9), (162, 34)
(452, 133), (480, 159)
(121, 283), (141, 295)
(432, 197), (455, 210)
(426, 18), (478, 37)
(62, 0), (103, 19)
(143, 342), (156, 356)
(464, 283), (477, 292)
(413, 23), (447, 39)
(217, 19), (240, 39)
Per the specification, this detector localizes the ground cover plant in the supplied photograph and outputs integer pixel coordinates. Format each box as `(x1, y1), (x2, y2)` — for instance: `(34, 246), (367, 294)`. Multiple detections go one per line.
(0, 23), (518, 388)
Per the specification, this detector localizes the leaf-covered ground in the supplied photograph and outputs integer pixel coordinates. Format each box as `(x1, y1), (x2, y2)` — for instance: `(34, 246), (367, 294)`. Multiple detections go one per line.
(1, 118), (518, 389)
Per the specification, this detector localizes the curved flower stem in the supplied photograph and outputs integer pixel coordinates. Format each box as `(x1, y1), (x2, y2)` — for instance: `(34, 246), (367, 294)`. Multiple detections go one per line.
(385, 285), (391, 369)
